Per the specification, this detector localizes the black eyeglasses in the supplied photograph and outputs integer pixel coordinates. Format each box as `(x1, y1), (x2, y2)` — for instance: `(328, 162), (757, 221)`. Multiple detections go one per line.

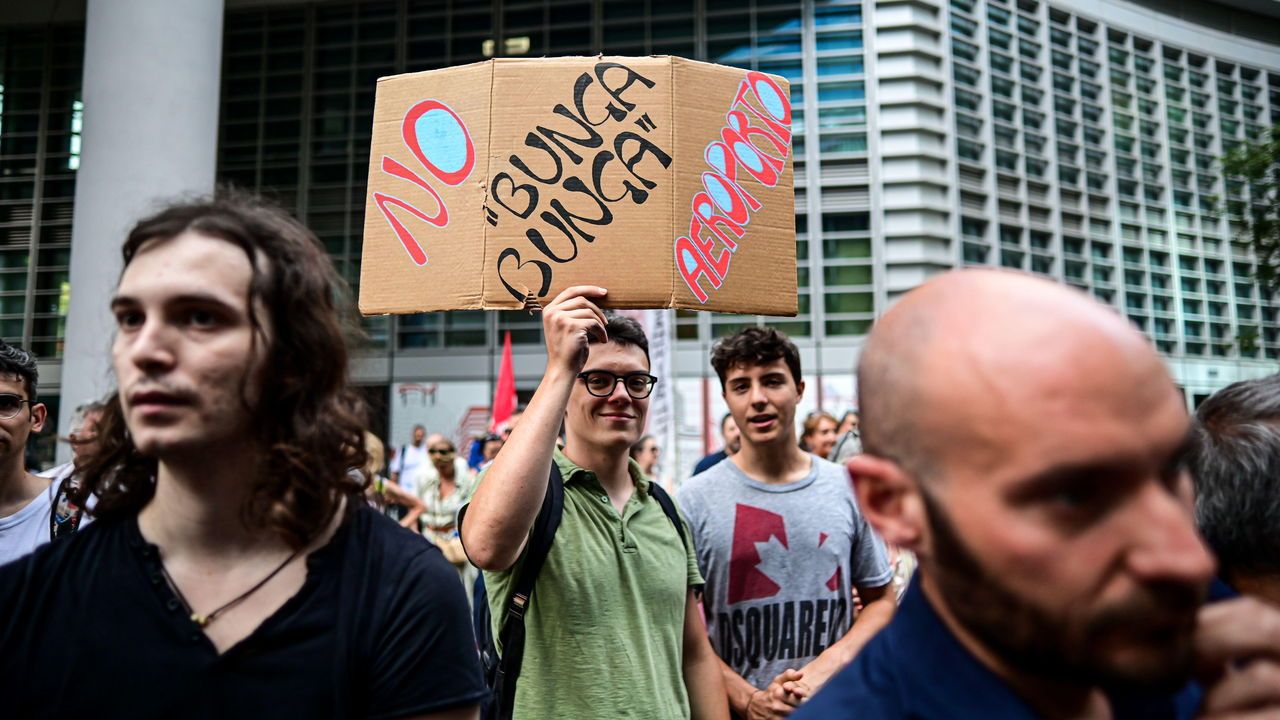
(428, 447), (456, 456)
(0, 393), (35, 419)
(577, 371), (658, 399)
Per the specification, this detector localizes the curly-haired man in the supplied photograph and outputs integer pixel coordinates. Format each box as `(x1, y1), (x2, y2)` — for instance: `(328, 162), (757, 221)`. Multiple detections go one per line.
(678, 326), (893, 719)
(0, 194), (485, 719)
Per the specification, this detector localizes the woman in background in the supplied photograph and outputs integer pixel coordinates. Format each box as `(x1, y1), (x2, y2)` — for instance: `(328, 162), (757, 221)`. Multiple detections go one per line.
(800, 411), (839, 459)
(629, 434), (660, 477)
(409, 433), (478, 599)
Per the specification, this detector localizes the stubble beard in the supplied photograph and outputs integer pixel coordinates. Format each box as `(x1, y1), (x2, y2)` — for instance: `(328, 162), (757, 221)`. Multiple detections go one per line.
(920, 490), (1202, 696)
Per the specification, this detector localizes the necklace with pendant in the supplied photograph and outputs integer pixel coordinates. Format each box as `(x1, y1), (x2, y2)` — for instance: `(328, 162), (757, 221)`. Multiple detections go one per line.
(158, 547), (304, 628)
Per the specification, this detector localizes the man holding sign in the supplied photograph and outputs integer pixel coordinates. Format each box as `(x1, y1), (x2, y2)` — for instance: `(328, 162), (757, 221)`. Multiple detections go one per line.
(461, 286), (728, 720)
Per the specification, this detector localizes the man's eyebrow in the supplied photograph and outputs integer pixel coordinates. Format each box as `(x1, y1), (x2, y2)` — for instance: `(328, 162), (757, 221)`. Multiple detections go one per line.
(1005, 460), (1131, 501)
(110, 293), (240, 311)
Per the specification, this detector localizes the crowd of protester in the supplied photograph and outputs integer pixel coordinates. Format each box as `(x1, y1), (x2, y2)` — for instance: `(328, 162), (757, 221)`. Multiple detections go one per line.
(0, 190), (1278, 719)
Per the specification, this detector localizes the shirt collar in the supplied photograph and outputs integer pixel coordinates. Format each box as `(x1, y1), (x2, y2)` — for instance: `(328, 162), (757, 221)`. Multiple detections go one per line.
(553, 448), (651, 497)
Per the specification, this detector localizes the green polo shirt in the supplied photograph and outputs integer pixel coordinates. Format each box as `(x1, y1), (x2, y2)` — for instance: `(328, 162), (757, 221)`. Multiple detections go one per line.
(482, 450), (703, 720)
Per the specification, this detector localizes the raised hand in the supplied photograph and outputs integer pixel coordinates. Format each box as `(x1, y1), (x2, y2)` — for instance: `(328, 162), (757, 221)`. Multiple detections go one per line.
(541, 285), (609, 375)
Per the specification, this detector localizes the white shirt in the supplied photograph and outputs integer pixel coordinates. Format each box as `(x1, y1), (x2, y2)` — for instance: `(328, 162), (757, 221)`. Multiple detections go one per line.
(393, 444), (429, 489)
(0, 480), (56, 567)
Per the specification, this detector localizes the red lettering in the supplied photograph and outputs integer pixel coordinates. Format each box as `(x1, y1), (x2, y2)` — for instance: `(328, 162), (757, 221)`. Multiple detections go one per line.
(721, 123), (782, 187)
(373, 156), (449, 266)
(674, 70), (793, 304)
(730, 72), (792, 145)
(675, 236), (724, 303)
(691, 191), (745, 249)
(726, 109), (790, 159)
(703, 143), (763, 213)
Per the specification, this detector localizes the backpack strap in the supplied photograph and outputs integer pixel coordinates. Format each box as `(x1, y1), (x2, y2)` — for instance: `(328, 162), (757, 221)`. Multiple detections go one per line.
(646, 482), (687, 551)
(472, 461), (565, 720)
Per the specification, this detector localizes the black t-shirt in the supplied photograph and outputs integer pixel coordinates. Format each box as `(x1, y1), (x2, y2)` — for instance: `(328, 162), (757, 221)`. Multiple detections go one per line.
(0, 502), (486, 719)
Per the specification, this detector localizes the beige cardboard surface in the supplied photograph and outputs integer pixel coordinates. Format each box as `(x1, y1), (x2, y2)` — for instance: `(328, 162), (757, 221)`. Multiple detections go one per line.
(360, 56), (796, 317)
(361, 61), (492, 314)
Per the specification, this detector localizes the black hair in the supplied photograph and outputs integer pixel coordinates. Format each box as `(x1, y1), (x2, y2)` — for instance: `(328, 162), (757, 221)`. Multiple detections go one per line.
(0, 340), (38, 400)
(598, 314), (650, 363)
(710, 326), (802, 389)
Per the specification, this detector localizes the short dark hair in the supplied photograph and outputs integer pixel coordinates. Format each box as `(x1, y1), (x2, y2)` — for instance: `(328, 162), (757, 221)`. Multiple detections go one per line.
(0, 341), (38, 400)
(80, 190), (369, 551)
(1188, 373), (1280, 583)
(720, 412), (734, 432)
(596, 314), (649, 363)
(710, 326), (802, 389)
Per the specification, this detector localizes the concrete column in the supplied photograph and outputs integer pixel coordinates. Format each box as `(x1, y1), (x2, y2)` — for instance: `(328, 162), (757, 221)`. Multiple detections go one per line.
(59, 0), (225, 458)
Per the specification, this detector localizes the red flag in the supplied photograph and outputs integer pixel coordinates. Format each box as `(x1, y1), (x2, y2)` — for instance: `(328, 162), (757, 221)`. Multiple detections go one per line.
(490, 331), (517, 432)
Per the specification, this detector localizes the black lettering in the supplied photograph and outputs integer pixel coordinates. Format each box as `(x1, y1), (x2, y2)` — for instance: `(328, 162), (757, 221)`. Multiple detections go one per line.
(509, 133), (564, 185)
(489, 172), (539, 220)
(779, 602), (796, 660)
(745, 607), (762, 670)
(496, 248), (552, 302)
(594, 62), (656, 119)
(613, 131), (673, 191)
(762, 603), (779, 662)
(731, 609), (746, 668)
(717, 612), (733, 660)
(524, 226), (578, 263)
(535, 104), (604, 166)
(829, 599), (847, 648)
(798, 601), (815, 659)
(829, 594), (849, 645)
(569, 72), (614, 127)
(542, 176), (614, 245)
(813, 599), (829, 655)
(590, 150), (650, 205)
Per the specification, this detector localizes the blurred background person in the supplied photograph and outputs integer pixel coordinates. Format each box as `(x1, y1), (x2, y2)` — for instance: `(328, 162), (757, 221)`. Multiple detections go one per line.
(479, 433), (504, 469)
(410, 433), (478, 595)
(836, 410), (859, 438)
(830, 409), (863, 464)
(693, 413), (741, 477)
(1188, 372), (1280, 605)
(629, 434), (660, 477)
(800, 411), (838, 459)
(363, 431), (423, 528)
(388, 423), (427, 489)
(39, 397), (109, 537)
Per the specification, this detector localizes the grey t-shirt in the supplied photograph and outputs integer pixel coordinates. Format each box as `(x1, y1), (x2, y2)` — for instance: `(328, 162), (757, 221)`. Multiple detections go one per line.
(678, 454), (893, 689)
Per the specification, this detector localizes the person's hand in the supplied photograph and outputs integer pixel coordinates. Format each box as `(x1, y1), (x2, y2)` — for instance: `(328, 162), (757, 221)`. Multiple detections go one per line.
(1194, 596), (1280, 719)
(540, 286), (608, 375)
(745, 669), (809, 719)
(772, 668), (812, 707)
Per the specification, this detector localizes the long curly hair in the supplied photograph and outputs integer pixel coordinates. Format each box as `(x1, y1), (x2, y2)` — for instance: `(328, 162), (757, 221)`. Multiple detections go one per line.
(77, 191), (370, 550)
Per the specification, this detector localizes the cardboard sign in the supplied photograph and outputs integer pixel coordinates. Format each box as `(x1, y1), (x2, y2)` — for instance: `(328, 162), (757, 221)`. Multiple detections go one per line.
(359, 56), (796, 316)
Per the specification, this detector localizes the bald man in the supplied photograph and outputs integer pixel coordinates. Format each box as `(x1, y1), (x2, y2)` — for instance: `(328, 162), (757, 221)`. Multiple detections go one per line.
(795, 270), (1280, 719)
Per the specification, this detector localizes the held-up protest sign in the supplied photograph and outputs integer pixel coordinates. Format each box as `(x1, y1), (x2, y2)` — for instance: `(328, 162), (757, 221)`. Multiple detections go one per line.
(359, 56), (796, 316)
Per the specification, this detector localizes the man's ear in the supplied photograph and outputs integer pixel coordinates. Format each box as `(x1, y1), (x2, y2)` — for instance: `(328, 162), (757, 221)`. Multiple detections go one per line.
(846, 454), (926, 552)
(795, 379), (805, 400)
(30, 403), (47, 434)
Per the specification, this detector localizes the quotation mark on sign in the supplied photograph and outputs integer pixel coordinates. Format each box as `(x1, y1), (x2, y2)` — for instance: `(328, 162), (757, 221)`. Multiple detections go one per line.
(485, 207), (499, 227)
(634, 113), (656, 133)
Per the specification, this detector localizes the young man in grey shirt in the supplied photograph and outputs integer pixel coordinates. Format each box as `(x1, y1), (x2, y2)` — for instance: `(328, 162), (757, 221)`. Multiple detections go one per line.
(679, 327), (894, 719)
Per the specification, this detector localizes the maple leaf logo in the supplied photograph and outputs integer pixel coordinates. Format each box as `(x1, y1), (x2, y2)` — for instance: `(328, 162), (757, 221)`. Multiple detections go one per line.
(727, 506), (844, 604)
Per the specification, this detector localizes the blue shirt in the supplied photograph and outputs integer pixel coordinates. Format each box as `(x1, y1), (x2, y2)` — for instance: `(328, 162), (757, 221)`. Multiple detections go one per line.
(691, 449), (728, 477)
(794, 579), (1178, 720)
